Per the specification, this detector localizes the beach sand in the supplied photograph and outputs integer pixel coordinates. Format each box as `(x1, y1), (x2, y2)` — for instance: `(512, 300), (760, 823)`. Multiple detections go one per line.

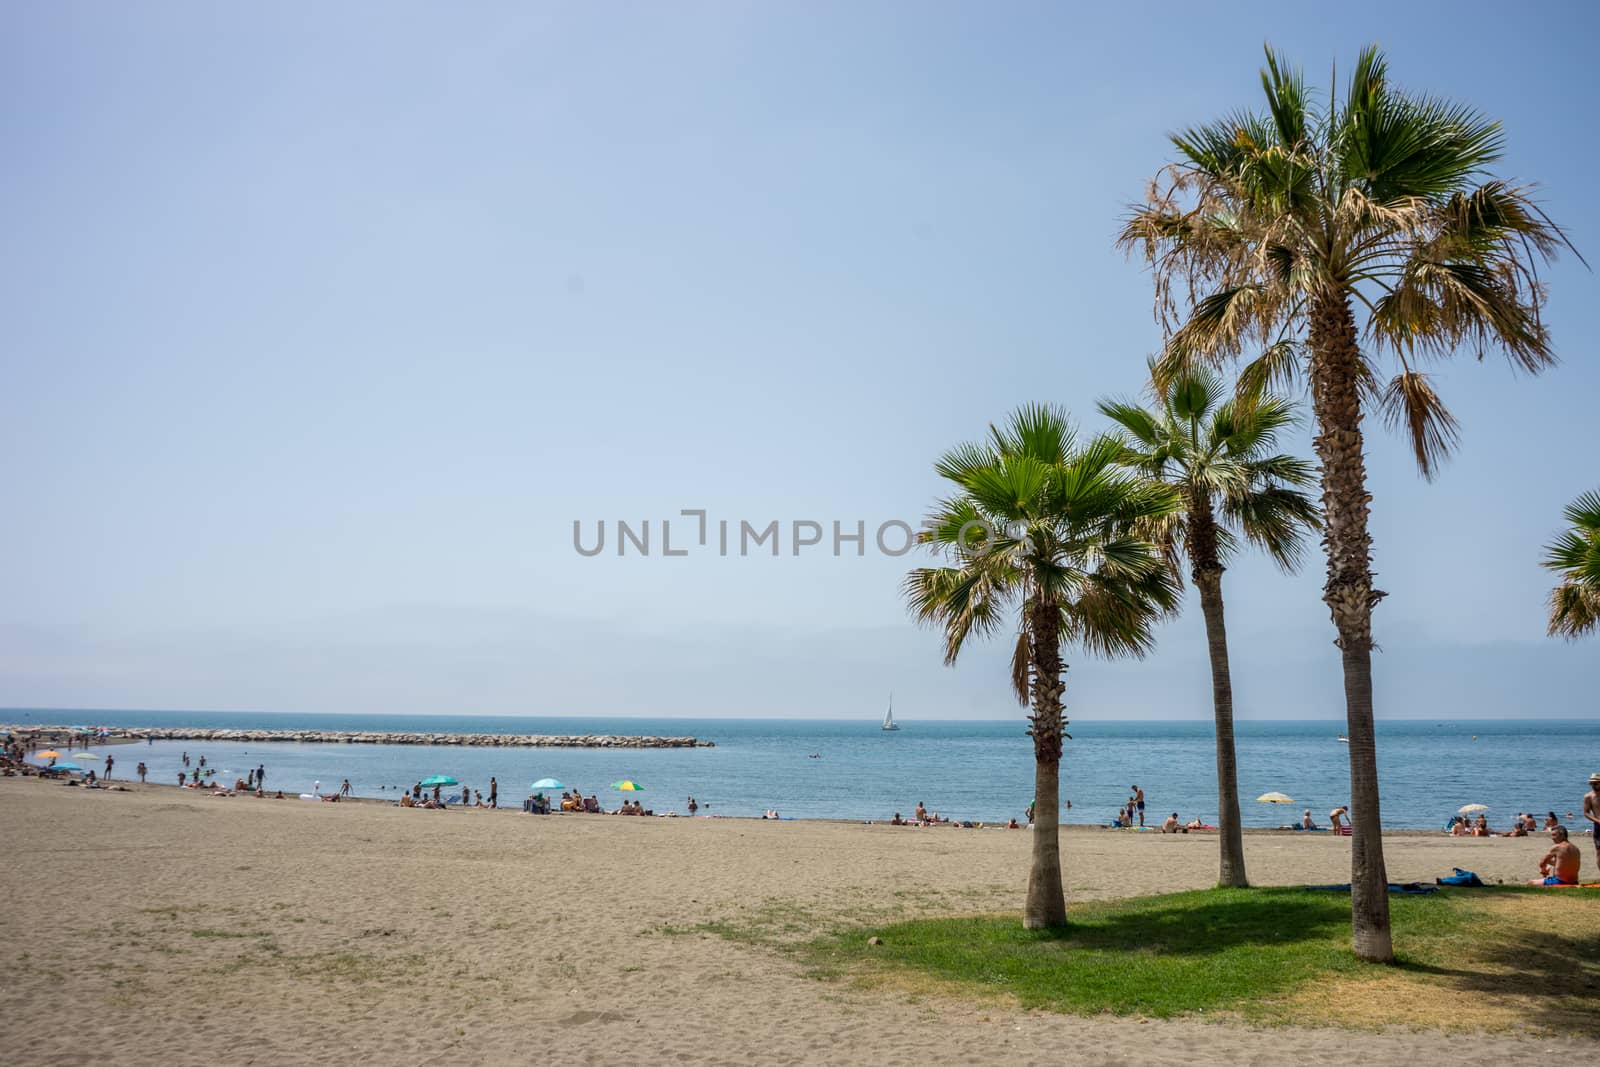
(0, 777), (1584, 1065)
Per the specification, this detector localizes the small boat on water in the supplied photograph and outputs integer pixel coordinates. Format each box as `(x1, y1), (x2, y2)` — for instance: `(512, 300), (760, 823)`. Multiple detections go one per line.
(882, 693), (899, 731)
(1338, 736), (1349, 743)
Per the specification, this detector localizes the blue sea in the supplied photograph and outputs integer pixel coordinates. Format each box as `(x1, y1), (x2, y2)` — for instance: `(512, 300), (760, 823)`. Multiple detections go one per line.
(6, 710), (1596, 830)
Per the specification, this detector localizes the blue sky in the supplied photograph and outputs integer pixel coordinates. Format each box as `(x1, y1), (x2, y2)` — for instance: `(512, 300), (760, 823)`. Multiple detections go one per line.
(2, 1), (1595, 719)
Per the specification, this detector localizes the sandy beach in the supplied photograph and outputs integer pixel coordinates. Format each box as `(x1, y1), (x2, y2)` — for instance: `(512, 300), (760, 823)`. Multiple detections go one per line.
(0, 776), (1587, 1065)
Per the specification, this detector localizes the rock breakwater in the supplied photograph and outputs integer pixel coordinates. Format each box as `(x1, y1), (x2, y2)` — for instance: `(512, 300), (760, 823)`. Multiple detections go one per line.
(4, 725), (713, 749)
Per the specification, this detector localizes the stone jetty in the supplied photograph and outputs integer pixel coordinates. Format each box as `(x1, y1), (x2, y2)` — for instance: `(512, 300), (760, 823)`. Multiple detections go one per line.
(4, 725), (713, 749)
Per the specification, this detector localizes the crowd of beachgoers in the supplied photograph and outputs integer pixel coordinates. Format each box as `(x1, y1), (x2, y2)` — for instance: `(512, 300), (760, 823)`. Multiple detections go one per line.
(5, 729), (1597, 885)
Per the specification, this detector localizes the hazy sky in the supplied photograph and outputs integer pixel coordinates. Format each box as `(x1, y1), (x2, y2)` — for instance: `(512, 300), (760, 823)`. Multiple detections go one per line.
(3, 2), (1596, 720)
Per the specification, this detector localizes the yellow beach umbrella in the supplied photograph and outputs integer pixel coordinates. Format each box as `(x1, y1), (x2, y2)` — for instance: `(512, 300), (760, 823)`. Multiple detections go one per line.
(1256, 792), (1295, 804)
(38, 750), (61, 760)
(610, 780), (644, 792)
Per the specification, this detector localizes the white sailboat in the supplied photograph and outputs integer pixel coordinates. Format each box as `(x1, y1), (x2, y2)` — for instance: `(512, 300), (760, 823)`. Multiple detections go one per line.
(882, 693), (900, 731)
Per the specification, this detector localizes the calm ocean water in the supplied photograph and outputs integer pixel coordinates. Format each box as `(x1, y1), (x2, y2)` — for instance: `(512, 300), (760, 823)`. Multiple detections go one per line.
(7, 710), (1596, 830)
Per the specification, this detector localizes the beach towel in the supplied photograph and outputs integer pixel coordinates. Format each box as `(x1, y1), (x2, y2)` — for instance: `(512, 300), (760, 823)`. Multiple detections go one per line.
(1435, 868), (1483, 887)
(1303, 882), (1437, 895)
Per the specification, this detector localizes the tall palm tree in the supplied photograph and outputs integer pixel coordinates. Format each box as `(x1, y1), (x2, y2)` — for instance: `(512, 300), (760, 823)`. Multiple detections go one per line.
(1099, 369), (1318, 888)
(1119, 46), (1574, 961)
(1543, 490), (1600, 639)
(905, 405), (1180, 929)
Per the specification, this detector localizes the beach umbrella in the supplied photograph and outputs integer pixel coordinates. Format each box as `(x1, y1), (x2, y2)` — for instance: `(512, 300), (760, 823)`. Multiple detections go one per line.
(69, 753), (100, 760)
(38, 750), (61, 760)
(531, 778), (565, 790)
(1458, 803), (1489, 814)
(50, 763), (84, 773)
(1256, 792), (1295, 804)
(418, 775), (458, 787)
(610, 780), (644, 791)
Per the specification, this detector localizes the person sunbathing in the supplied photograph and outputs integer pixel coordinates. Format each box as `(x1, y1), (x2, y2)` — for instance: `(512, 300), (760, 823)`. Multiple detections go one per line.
(1533, 826), (1581, 885)
(1162, 813), (1179, 833)
(890, 813), (905, 825)
(1450, 817), (1467, 837)
(1302, 809), (1318, 830)
(1471, 814), (1489, 836)
(1185, 818), (1204, 831)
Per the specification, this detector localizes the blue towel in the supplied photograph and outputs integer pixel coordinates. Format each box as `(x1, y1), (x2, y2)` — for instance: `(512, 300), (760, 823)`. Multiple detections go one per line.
(1435, 868), (1484, 887)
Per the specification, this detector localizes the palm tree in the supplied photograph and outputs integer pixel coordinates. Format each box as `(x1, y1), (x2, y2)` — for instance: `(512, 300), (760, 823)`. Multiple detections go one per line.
(1119, 46), (1575, 961)
(1543, 490), (1600, 639)
(1099, 369), (1318, 888)
(905, 405), (1180, 928)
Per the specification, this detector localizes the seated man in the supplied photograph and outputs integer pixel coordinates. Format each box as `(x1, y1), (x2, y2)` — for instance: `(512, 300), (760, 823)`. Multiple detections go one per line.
(890, 813), (905, 826)
(1533, 826), (1581, 886)
(1302, 809), (1318, 830)
(1162, 812), (1179, 833)
(1472, 814), (1490, 837)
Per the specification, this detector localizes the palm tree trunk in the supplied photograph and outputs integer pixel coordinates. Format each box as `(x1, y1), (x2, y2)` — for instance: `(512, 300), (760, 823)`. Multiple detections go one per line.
(1186, 494), (1247, 887)
(1025, 595), (1067, 929)
(1309, 292), (1393, 963)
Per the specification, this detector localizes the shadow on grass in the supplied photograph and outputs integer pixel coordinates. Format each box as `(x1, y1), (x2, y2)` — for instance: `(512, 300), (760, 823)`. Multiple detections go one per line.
(1430, 928), (1600, 1037)
(1037, 888), (1354, 955)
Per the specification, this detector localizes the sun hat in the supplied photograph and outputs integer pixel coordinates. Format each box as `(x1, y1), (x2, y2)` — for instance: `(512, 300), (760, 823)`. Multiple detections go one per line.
(1589, 772), (1600, 784)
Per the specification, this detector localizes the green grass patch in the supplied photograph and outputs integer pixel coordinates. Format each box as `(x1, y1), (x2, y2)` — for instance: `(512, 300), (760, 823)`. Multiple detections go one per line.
(802, 886), (1600, 1035)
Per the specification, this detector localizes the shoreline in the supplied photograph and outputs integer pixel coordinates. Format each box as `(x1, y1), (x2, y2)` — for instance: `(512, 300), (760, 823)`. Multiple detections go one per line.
(17, 775), (1503, 835)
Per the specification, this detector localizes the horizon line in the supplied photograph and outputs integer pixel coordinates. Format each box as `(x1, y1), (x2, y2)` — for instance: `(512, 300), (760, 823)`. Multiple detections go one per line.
(0, 706), (1585, 725)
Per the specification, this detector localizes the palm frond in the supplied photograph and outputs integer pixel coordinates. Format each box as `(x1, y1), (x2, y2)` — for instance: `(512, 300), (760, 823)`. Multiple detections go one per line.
(1377, 370), (1461, 479)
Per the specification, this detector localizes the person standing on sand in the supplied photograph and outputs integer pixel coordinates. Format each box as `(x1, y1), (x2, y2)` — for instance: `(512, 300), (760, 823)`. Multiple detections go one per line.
(1584, 773), (1600, 865)
(340, 778), (351, 797)
(489, 777), (498, 809)
(256, 764), (265, 790)
(1132, 785), (1146, 827)
(1329, 806), (1348, 833)
(104, 754), (113, 780)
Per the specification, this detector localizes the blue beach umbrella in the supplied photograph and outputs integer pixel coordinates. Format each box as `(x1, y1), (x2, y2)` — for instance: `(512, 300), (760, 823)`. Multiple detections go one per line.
(531, 778), (565, 790)
(50, 762), (84, 773)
